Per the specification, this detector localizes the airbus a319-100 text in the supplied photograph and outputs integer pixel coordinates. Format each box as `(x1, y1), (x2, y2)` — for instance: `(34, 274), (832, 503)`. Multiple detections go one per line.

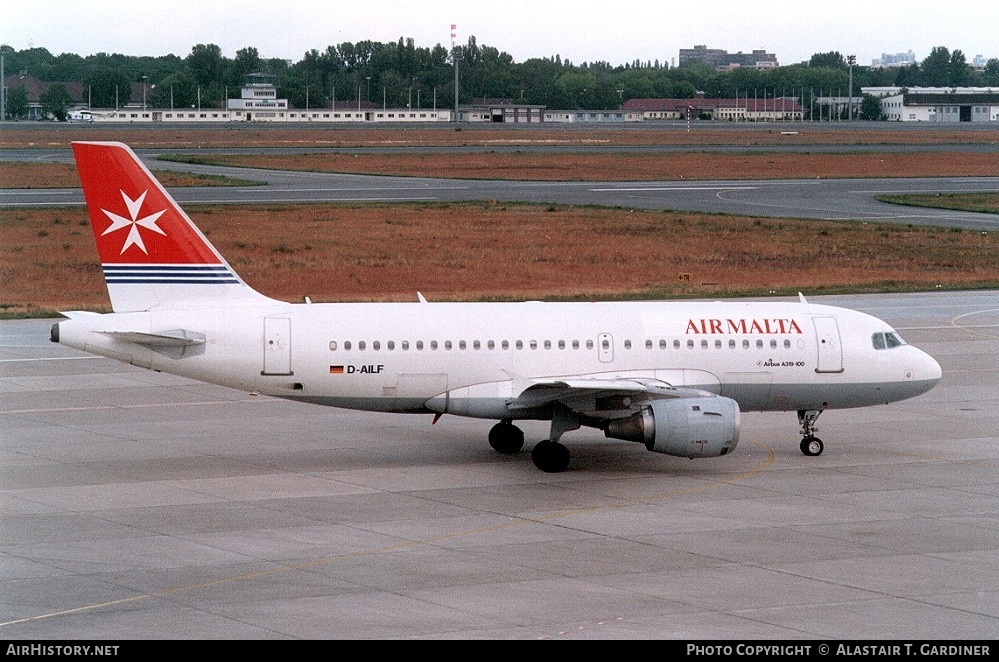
(51, 141), (942, 472)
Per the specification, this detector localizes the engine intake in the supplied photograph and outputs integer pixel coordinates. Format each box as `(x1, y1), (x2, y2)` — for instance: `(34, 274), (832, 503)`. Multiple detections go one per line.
(604, 397), (740, 458)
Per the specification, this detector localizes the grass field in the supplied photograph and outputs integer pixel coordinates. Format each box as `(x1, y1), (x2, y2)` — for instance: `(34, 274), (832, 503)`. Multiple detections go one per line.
(3, 202), (998, 317)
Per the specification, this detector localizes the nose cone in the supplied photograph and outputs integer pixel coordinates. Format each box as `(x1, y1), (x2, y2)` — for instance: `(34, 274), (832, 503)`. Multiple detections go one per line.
(924, 351), (943, 383)
(910, 348), (942, 398)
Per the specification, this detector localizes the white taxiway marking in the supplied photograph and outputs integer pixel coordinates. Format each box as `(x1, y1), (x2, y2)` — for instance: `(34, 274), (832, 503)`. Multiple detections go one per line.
(3, 398), (276, 415)
(589, 186), (759, 192)
(0, 356), (103, 362)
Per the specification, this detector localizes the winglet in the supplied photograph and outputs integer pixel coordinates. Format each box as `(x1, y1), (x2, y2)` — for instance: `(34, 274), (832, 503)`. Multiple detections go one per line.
(502, 369), (536, 397)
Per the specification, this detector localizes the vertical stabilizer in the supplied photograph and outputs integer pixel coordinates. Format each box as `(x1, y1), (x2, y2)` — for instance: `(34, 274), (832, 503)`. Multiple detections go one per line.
(72, 141), (276, 312)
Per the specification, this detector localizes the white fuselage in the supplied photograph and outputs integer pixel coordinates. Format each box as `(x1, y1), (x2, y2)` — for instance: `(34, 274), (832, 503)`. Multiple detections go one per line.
(55, 299), (942, 419)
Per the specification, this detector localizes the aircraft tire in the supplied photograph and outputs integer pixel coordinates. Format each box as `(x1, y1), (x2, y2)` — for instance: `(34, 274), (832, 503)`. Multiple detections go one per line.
(532, 440), (570, 473)
(488, 422), (525, 454)
(800, 436), (824, 456)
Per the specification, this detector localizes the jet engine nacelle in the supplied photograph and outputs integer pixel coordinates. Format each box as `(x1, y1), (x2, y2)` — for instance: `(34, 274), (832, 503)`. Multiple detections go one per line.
(604, 396), (740, 458)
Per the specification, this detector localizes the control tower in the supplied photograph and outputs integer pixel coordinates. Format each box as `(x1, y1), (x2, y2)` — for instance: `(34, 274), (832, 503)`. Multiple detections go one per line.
(227, 73), (287, 119)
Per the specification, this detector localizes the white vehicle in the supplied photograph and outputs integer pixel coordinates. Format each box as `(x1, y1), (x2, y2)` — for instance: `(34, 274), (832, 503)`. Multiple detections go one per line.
(67, 110), (93, 123)
(53, 141), (942, 472)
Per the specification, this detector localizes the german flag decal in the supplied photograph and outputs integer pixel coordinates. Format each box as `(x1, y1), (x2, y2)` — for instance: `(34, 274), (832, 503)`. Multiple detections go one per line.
(329, 365), (344, 374)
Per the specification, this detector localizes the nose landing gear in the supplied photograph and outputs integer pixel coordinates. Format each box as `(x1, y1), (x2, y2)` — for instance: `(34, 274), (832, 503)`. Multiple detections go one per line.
(798, 409), (825, 456)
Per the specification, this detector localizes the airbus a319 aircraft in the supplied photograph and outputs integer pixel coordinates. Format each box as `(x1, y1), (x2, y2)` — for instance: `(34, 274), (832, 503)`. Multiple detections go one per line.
(52, 141), (942, 472)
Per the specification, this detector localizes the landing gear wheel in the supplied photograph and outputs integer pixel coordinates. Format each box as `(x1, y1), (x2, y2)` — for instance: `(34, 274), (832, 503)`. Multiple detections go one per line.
(488, 421), (525, 454)
(800, 436), (824, 456)
(531, 440), (570, 473)
(797, 409), (825, 457)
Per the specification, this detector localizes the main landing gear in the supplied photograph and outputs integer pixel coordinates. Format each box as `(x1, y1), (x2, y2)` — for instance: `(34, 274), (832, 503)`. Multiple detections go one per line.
(798, 409), (824, 456)
(488, 406), (580, 473)
(488, 420), (524, 454)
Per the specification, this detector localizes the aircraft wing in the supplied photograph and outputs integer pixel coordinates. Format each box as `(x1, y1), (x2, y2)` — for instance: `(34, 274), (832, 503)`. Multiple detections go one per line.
(507, 377), (712, 413)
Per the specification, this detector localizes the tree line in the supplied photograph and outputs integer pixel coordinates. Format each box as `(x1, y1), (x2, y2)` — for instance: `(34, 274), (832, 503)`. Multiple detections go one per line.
(2, 39), (997, 120)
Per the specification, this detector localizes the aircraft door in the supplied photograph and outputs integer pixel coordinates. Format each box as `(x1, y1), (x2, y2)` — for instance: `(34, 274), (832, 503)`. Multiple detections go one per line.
(813, 316), (843, 373)
(598, 333), (614, 363)
(262, 316), (293, 375)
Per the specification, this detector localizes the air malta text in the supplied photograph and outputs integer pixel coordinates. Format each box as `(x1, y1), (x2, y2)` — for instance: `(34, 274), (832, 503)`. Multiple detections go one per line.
(686, 318), (803, 335)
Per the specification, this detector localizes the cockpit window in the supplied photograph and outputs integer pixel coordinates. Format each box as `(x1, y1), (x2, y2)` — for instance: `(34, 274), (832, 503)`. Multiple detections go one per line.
(872, 332), (907, 350)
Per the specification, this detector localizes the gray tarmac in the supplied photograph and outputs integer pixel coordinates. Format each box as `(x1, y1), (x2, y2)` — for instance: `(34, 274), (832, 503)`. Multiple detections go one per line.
(2, 290), (997, 640)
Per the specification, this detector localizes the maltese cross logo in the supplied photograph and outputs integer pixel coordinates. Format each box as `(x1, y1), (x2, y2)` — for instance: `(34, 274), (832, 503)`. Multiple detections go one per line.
(101, 190), (167, 255)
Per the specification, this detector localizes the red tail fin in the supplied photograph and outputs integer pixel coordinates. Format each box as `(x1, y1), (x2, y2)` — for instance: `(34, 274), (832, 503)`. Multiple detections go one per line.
(72, 141), (273, 312)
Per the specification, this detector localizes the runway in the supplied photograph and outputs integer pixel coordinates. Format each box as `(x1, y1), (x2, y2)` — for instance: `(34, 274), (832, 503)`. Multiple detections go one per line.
(2, 148), (999, 231)
(2, 290), (997, 639)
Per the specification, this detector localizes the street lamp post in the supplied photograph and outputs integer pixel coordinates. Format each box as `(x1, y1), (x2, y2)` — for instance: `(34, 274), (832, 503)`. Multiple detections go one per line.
(366, 76), (371, 103)
(142, 75), (148, 111)
(847, 55), (856, 121)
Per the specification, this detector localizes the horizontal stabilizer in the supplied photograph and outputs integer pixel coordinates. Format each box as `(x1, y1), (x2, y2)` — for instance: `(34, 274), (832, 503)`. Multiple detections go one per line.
(102, 329), (206, 347)
(60, 310), (101, 319)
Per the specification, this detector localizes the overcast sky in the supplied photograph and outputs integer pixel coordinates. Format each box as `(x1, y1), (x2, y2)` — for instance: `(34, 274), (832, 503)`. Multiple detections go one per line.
(3, 0), (996, 68)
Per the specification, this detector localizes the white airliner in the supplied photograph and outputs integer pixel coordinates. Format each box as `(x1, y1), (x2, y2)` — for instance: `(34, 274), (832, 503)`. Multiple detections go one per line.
(52, 141), (942, 472)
